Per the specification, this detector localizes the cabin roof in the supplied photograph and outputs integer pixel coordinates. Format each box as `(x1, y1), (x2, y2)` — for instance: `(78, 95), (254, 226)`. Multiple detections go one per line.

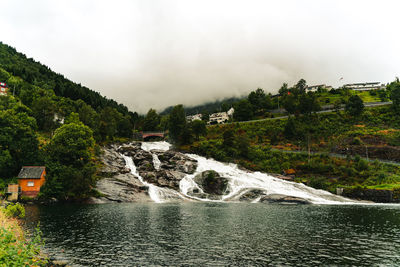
(17, 166), (45, 179)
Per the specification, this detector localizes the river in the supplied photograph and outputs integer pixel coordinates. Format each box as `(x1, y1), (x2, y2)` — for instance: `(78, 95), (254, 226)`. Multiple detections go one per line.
(23, 142), (400, 266)
(25, 203), (400, 266)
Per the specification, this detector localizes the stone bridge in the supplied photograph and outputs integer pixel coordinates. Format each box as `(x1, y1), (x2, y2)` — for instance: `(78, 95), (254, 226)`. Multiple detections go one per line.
(141, 131), (165, 140)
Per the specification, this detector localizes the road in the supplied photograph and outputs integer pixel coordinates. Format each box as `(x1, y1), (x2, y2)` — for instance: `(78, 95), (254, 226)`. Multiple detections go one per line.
(220, 101), (392, 125)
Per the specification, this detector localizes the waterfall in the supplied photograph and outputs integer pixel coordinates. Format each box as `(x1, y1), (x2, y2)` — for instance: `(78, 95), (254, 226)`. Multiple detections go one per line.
(122, 141), (353, 204)
(121, 152), (186, 203)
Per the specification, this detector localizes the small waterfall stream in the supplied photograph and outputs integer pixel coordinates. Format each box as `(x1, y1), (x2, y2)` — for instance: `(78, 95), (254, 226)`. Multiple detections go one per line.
(121, 141), (353, 204)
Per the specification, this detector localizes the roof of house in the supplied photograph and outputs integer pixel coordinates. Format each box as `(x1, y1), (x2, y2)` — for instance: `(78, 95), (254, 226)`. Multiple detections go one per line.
(17, 166), (45, 179)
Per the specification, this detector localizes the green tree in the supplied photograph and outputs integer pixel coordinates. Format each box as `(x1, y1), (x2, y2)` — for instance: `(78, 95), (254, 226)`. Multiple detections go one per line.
(282, 94), (298, 115)
(168, 105), (187, 144)
(201, 111), (210, 122)
(223, 129), (235, 147)
(248, 88), (272, 114)
(190, 120), (207, 140)
(31, 96), (56, 131)
(0, 99), (39, 178)
(298, 92), (321, 115)
(345, 95), (364, 116)
(390, 83), (400, 111)
(236, 130), (250, 158)
(233, 99), (253, 121)
(142, 109), (160, 131)
(44, 122), (95, 198)
(98, 107), (121, 141)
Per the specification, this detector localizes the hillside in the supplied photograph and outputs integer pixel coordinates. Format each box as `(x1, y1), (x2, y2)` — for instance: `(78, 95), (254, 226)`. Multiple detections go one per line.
(0, 42), (140, 200)
(160, 96), (244, 115)
(0, 42), (137, 119)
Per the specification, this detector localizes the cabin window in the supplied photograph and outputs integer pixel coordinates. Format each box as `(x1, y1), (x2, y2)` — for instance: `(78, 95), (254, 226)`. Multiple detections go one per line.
(27, 181), (34, 187)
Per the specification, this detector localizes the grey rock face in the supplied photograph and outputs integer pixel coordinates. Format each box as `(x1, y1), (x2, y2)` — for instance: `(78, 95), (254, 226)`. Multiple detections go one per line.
(239, 189), (267, 202)
(192, 170), (229, 197)
(259, 194), (312, 204)
(95, 144), (151, 203)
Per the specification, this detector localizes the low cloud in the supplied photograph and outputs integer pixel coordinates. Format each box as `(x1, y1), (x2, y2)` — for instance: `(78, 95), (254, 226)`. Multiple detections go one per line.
(1, 0), (399, 113)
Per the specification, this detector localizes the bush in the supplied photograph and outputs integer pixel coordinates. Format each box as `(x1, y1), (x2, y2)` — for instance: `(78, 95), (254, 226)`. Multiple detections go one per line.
(0, 225), (47, 266)
(3, 203), (25, 219)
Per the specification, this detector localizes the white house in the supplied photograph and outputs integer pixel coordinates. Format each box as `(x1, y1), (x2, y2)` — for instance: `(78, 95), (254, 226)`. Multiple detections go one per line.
(186, 114), (202, 122)
(343, 82), (385, 91)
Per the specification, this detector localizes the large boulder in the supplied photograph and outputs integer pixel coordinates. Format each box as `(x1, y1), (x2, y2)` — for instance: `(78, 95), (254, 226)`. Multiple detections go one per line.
(94, 173), (150, 203)
(259, 194), (311, 205)
(99, 147), (129, 177)
(156, 151), (197, 174)
(140, 170), (186, 190)
(239, 189), (266, 202)
(193, 170), (229, 195)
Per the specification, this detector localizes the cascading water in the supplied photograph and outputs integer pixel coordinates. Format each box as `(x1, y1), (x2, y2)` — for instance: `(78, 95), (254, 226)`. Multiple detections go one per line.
(123, 141), (353, 204)
(121, 144), (186, 203)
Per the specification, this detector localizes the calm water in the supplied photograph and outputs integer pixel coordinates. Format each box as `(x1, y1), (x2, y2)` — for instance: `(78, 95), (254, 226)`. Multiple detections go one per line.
(24, 203), (400, 266)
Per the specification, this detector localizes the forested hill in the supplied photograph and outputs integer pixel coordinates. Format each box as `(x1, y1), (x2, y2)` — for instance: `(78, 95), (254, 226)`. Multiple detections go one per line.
(161, 96), (244, 115)
(0, 42), (142, 199)
(0, 42), (135, 118)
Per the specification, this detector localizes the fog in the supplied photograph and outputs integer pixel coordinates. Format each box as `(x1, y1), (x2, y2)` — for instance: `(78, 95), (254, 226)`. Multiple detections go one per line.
(1, 0), (399, 113)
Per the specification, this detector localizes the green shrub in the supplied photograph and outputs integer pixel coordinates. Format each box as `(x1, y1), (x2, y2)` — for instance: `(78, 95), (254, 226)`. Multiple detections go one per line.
(0, 225), (47, 266)
(3, 203), (25, 219)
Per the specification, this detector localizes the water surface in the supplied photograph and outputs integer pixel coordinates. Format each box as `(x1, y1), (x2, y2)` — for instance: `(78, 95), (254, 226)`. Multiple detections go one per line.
(25, 203), (400, 266)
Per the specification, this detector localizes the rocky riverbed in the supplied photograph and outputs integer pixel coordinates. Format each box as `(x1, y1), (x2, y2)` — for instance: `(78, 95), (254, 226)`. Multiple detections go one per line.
(91, 142), (348, 204)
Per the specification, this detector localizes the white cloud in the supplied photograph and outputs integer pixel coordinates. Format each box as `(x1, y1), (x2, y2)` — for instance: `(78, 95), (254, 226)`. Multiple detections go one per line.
(1, 0), (399, 113)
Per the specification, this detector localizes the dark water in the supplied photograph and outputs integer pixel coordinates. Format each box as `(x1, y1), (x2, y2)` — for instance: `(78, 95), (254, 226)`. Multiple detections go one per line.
(24, 203), (400, 266)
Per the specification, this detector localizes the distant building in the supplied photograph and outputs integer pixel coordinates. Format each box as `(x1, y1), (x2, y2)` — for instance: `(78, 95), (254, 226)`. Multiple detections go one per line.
(186, 114), (202, 122)
(208, 112), (229, 125)
(17, 166), (46, 198)
(307, 84), (333, 92)
(53, 113), (65, 124)
(227, 107), (235, 116)
(0, 82), (9, 96)
(343, 82), (385, 91)
(208, 108), (234, 125)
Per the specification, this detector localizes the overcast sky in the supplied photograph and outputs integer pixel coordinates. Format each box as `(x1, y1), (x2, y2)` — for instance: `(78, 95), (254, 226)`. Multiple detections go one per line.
(1, 0), (399, 113)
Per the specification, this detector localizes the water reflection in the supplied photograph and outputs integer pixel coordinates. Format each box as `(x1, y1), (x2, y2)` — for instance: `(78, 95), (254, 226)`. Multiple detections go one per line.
(24, 203), (400, 266)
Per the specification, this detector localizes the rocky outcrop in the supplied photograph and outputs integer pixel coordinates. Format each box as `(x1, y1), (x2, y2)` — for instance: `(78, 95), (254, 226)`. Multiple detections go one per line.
(99, 146), (130, 177)
(93, 144), (151, 203)
(130, 149), (198, 190)
(193, 170), (229, 195)
(259, 194), (312, 204)
(342, 188), (396, 203)
(239, 189), (267, 202)
(156, 150), (198, 174)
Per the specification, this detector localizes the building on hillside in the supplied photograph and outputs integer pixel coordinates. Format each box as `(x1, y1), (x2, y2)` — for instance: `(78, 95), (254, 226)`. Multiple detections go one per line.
(307, 84), (333, 92)
(186, 113), (202, 122)
(17, 166), (46, 198)
(208, 108), (234, 125)
(0, 82), (9, 96)
(53, 113), (65, 124)
(343, 82), (385, 91)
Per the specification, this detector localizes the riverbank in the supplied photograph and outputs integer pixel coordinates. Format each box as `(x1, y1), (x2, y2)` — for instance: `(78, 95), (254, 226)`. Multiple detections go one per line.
(0, 204), (47, 266)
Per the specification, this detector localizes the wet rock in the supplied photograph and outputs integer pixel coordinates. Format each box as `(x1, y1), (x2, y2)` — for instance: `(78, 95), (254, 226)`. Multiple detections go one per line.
(118, 143), (141, 156)
(259, 194), (311, 205)
(239, 189), (266, 202)
(156, 151), (198, 174)
(95, 174), (150, 203)
(99, 147), (127, 177)
(140, 170), (185, 190)
(194, 170), (229, 195)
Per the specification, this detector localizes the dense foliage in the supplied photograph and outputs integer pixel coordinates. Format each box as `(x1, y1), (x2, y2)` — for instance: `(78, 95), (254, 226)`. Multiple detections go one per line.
(181, 99), (400, 192)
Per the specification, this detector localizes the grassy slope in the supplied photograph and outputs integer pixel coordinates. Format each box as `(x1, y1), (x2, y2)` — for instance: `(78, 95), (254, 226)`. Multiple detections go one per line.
(0, 208), (46, 266)
(182, 105), (400, 192)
